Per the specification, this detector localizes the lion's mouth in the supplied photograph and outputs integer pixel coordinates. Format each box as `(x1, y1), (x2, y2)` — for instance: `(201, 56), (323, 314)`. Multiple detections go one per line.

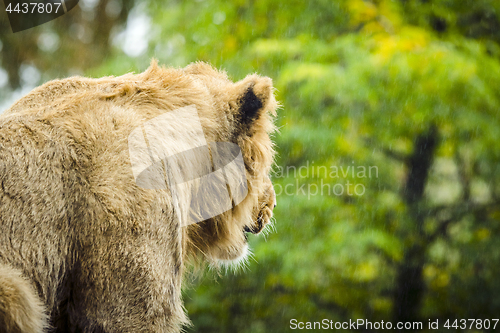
(243, 213), (267, 237)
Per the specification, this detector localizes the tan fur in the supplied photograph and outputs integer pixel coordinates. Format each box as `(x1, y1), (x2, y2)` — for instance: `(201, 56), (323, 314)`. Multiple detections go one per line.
(0, 60), (277, 332)
(0, 264), (48, 333)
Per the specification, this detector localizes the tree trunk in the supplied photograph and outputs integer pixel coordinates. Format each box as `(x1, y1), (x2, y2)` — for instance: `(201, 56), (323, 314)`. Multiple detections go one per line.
(393, 125), (438, 328)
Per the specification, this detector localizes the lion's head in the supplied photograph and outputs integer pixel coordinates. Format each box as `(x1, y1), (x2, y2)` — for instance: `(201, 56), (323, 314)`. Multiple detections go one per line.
(181, 63), (278, 267)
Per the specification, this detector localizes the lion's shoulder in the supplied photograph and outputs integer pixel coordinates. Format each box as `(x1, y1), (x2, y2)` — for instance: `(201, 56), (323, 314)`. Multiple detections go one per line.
(5, 75), (106, 116)
(4, 62), (205, 121)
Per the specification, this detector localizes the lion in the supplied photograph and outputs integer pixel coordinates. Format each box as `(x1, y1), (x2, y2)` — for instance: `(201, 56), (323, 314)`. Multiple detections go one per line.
(0, 60), (277, 333)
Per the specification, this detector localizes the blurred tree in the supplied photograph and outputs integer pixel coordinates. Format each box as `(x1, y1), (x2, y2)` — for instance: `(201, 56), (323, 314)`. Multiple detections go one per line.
(142, 1), (500, 331)
(0, 0), (134, 89)
(400, 0), (500, 47)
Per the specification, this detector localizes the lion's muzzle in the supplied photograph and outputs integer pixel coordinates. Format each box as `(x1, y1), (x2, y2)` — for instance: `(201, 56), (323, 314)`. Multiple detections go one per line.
(245, 183), (276, 234)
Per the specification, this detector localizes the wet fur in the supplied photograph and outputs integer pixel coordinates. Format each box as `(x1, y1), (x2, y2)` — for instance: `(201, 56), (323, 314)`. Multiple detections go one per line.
(0, 61), (277, 332)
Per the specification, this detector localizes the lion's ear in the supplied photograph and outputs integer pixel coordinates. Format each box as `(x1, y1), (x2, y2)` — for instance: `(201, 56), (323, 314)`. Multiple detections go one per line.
(231, 75), (273, 129)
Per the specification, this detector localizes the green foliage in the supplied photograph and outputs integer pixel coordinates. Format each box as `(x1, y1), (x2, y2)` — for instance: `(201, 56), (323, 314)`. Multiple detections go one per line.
(143, 1), (500, 331)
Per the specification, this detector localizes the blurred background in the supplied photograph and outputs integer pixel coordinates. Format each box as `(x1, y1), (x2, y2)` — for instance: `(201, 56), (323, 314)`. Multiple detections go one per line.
(1, 0), (500, 331)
